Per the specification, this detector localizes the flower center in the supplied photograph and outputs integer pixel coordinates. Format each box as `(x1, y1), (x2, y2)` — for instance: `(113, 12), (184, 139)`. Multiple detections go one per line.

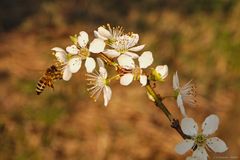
(194, 134), (207, 146)
(106, 39), (116, 46)
(132, 66), (142, 80)
(95, 76), (105, 87)
(80, 48), (90, 59)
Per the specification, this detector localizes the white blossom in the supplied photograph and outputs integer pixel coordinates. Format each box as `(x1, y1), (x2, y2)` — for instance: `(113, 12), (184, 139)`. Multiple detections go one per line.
(53, 31), (106, 79)
(86, 59), (112, 106)
(175, 115), (228, 160)
(173, 71), (196, 117)
(94, 24), (124, 43)
(51, 47), (74, 81)
(103, 33), (145, 59)
(118, 51), (153, 86)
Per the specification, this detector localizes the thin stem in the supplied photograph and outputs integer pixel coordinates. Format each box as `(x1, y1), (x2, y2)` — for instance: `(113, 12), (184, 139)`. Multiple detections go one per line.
(161, 95), (175, 101)
(146, 81), (191, 139)
(145, 83), (173, 122)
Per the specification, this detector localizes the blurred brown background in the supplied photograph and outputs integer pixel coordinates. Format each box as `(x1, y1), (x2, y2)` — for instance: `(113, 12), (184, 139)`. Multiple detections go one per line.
(0, 0), (240, 159)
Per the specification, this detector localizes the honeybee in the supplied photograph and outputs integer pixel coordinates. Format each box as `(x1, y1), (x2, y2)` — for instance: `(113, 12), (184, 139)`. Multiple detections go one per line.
(36, 63), (64, 95)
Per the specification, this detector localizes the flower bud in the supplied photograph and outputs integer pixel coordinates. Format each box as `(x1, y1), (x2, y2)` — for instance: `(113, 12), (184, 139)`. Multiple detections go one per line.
(151, 65), (168, 82)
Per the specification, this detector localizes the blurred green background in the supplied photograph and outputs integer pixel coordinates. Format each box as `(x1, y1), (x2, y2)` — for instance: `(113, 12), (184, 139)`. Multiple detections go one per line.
(0, 0), (240, 159)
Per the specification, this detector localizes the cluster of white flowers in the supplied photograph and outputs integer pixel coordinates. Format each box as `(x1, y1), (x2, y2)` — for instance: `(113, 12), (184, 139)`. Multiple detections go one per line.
(52, 25), (168, 106)
(50, 24), (228, 159)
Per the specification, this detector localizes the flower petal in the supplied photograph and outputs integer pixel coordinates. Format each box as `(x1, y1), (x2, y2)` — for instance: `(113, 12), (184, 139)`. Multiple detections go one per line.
(173, 71), (180, 90)
(103, 49), (120, 58)
(129, 44), (145, 52)
(186, 156), (201, 160)
(85, 57), (96, 73)
(78, 31), (89, 48)
(63, 67), (72, 81)
(69, 57), (82, 73)
(98, 26), (112, 39)
(177, 94), (187, 117)
(175, 139), (194, 155)
(117, 54), (135, 69)
(120, 73), (134, 86)
(89, 38), (106, 53)
(53, 50), (67, 63)
(155, 65), (168, 79)
(192, 147), (208, 160)
(94, 30), (108, 40)
(52, 47), (66, 52)
(207, 137), (228, 153)
(99, 67), (107, 79)
(103, 86), (112, 106)
(97, 58), (105, 68)
(124, 52), (139, 59)
(138, 51), (153, 69)
(140, 75), (147, 86)
(202, 114), (219, 136)
(129, 33), (139, 47)
(66, 45), (79, 55)
(181, 117), (198, 136)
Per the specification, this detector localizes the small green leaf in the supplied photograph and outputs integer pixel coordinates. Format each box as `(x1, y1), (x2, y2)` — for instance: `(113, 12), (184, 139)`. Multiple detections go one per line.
(70, 34), (78, 45)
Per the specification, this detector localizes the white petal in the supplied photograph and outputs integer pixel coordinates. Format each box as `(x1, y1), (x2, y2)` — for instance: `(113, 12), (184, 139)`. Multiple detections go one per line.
(66, 45), (79, 55)
(52, 47), (66, 52)
(175, 139), (194, 155)
(186, 156), (201, 160)
(89, 38), (106, 53)
(124, 52), (139, 59)
(85, 57), (96, 73)
(97, 58), (105, 68)
(78, 31), (89, 48)
(54, 51), (67, 63)
(103, 49), (120, 58)
(177, 94), (187, 117)
(202, 114), (219, 136)
(94, 30), (108, 40)
(63, 67), (72, 81)
(117, 54), (135, 69)
(140, 75), (147, 86)
(68, 57), (82, 73)
(98, 26), (112, 39)
(173, 71), (180, 90)
(181, 117), (198, 136)
(129, 44), (145, 52)
(130, 33), (139, 47)
(155, 65), (168, 79)
(192, 147), (208, 160)
(120, 74), (134, 86)
(138, 51), (153, 69)
(207, 137), (228, 153)
(103, 86), (112, 106)
(99, 67), (107, 79)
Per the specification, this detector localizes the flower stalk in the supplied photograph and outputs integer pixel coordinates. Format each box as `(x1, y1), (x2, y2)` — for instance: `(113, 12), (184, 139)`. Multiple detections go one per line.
(145, 80), (191, 139)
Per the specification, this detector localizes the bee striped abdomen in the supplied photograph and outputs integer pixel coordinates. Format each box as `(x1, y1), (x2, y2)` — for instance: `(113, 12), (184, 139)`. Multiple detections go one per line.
(36, 63), (64, 95)
(36, 77), (48, 95)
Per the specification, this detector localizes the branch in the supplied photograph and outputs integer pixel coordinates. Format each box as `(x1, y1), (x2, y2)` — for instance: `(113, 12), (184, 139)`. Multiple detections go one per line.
(145, 81), (191, 139)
